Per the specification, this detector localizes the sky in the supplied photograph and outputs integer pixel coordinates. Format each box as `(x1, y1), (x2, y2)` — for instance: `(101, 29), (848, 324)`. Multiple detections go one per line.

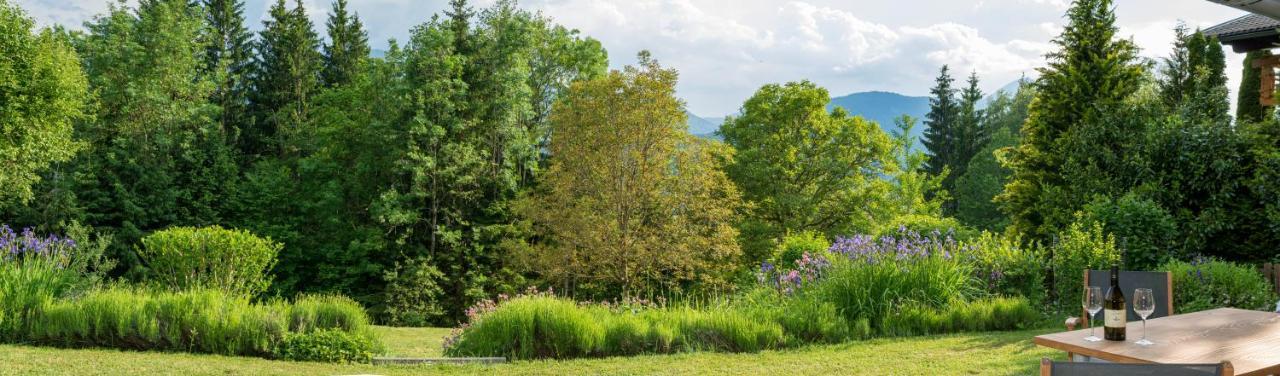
(16, 0), (1254, 117)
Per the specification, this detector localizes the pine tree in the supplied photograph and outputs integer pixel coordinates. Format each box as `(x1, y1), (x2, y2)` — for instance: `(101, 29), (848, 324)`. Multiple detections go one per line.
(946, 71), (985, 214)
(202, 0), (253, 143)
(922, 65), (959, 178)
(1237, 50), (1273, 123)
(322, 0), (369, 87)
(996, 0), (1142, 240)
(1159, 25), (1230, 123)
(247, 0), (322, 159)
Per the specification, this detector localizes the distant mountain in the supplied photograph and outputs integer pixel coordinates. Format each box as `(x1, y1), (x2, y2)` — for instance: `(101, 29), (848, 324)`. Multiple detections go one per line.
(686, 110), (719, 136)
(828, 91), (931, 149)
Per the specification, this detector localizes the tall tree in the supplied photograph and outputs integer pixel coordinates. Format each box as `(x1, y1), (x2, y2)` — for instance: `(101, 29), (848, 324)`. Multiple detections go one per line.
(943, 71), (986, 215)
(721, 80), (895, 262)
(955, 82), (1035, 231)
(0, 0), (89, 207)
(1159, 25), (1229, 123)
(1237, 49), (1273, 123)
(922, 65), (960, 180)
(202, 0), (253, 140)
(996, 0), (1143, 240)
(519, 52), (742, 299)
(75, 0), (238, 275)
(247, 0), (322, 159)
(322, 0), (369, 87)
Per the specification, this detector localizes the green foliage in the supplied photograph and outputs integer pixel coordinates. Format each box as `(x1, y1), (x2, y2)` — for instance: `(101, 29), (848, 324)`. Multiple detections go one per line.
(519, 54), (742, 299)
(1080, 193), (1177, 270)
(202, 0), (254, 138)
(276, 329), (376, 363)
(0, 257), (80, 341)
(0, 0), (89, 207)
(287, 294), (372, 334)
(873, 214), (977, 242)
(381, 258), (447, 327)
(922, 65), (961, 181)
(721, 80), (894, 262)
(445, 296), (785, 360)
(879, 116), (950, 226)
(998, 0), (1143, 241)
(771, 231), (830, 270)
(138, 226), (281, 296)
(1158, 25), (1229, 123)
(72, 0), (238, 278)
(1237, 50), (1273, 123)
(1163, 258), (1277, 313)
(321, 0), (369, 87)
(812, 252), (972, 334)
(246, 0), (323, 158)
(960, 232), (1045, 305)
(1048, 221), (1121, 314)
(954, 81), (1034, 232)
(880, 297), (1038, 337)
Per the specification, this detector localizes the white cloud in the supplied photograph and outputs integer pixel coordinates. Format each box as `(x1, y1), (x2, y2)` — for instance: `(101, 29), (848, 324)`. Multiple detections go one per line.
(10, 0), (1259, 116)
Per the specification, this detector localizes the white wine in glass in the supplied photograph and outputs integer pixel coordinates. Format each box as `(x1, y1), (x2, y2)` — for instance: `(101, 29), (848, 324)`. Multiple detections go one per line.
(1133, 288), (1155, 346)
(1083, 286), (1103, 342)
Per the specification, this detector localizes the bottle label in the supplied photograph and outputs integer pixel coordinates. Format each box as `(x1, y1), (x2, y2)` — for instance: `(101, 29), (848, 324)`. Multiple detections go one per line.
(1104, 309), (1125, 328)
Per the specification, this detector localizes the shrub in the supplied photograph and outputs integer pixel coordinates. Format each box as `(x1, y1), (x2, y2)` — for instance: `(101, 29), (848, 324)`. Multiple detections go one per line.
(880, 297), (1038, 337)
(446, 296), (602, 359)
(1081, 193), (1178, 270)
(873, 215), (979, 242)
(771, 231), (829, 269)
(380, 257), (447, 327)
(276, 329), (376, 363)
(15, 286), (376, 360)
(820, 231), (972, 334)
(960, 232), (1046, 305)
(0, 225), (102, 341)
(1049, 221), (1121, 315)
(1163, 258), (1277, 313)
(138, 226), (281, 296)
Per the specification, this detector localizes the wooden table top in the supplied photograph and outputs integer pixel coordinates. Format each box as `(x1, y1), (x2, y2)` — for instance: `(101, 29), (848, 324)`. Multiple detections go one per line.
(1034, 308), (1280, 376)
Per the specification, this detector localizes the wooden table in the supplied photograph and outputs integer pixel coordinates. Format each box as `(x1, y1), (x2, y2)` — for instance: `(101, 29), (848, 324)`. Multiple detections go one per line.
(1034, 308), (1280, 376)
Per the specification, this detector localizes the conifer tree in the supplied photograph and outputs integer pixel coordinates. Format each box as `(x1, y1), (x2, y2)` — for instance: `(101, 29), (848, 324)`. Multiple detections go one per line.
(322, 0), (369, 87)
(945, 71), (985, 214)
(996, 0), (1142, 240)
(247, 0), (322, 158)
(922, 65), (959, 178)
(1237, 50), (1273, 123)
(202, 0), (253, 141)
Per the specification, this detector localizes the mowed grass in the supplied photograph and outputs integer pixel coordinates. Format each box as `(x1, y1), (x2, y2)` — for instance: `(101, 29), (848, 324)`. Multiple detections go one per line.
(0, 326), (1064, 375)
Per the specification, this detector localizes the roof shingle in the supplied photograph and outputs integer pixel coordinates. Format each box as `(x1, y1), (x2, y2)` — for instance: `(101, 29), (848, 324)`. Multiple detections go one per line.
(1205, 14), (1280, 41)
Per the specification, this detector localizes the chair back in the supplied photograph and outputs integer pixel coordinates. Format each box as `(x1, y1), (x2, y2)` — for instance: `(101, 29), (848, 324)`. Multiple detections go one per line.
(1085, 270), (1174, 321)
(1041, 359), (1232, 376)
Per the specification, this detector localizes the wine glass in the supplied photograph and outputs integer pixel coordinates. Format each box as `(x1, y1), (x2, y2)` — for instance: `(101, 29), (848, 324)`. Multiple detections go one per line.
(1083, 286), (1103, 342)
(1133, 288), (1155, 346)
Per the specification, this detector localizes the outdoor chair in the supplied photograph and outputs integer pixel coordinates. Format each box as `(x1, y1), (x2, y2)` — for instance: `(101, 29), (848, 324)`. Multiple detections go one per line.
(1064, 270), (1174, 331)
(1041, 358), (1234, 376)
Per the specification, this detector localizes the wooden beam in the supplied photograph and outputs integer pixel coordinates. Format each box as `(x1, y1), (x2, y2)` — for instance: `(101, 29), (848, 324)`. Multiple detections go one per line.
(1251, 55), (1280, 68)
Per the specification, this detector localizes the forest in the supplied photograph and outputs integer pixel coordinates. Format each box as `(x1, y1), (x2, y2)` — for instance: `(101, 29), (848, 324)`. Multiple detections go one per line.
(3, 0), (1278, 340)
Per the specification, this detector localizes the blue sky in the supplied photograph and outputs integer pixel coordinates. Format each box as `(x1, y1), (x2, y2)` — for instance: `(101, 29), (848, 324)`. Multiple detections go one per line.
(17, 0), (1252, 116)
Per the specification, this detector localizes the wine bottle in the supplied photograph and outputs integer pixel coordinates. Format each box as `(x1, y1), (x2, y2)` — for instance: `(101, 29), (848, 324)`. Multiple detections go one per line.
(1104, 265), (1126, 341)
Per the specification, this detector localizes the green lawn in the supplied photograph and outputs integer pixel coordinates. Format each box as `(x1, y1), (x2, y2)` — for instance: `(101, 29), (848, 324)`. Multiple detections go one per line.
(0, 327), (1064, 375)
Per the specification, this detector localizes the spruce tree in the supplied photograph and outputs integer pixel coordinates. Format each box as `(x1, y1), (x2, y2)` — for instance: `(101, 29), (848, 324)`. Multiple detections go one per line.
(202, 0), (253, 142)
(322, 0), (369, 87)
(248, 0), (322, 158)
(1159, 26), (1230, 123)
(996, 0), (1142, 240)
(1237, 50), (1273, 123)
(952, 71), (985, 204)
(922, 65), (959, 178)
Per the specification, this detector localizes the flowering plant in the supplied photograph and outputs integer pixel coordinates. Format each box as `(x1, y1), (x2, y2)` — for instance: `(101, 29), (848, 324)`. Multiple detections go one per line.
(0, 224), (77, 266)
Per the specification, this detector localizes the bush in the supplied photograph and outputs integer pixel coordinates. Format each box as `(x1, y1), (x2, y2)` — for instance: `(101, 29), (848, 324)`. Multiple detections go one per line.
(873, 215), (978, 242)
(276, 329), (376, 363)
(1049, 221), (1121, 314)
(821, 231), (972, 334)
(960, 232), (1046, 306)
(880, 297), (1038, 337)
(770, 231), (829, 269)
(0, 225), (104, 341)
(138, 226), (281, 296)
(1081, 193), (1178, 270)
(1163, 258), (1277, 313)
(380, 257), (447, 327)
(11, 285), (376, 360)
(444, 295), (785, 360)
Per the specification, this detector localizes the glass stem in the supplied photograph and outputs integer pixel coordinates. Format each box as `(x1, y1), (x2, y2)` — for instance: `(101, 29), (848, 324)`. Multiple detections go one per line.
(1090, 312), (1096, 337)
(1142, 318), (1147, 341)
